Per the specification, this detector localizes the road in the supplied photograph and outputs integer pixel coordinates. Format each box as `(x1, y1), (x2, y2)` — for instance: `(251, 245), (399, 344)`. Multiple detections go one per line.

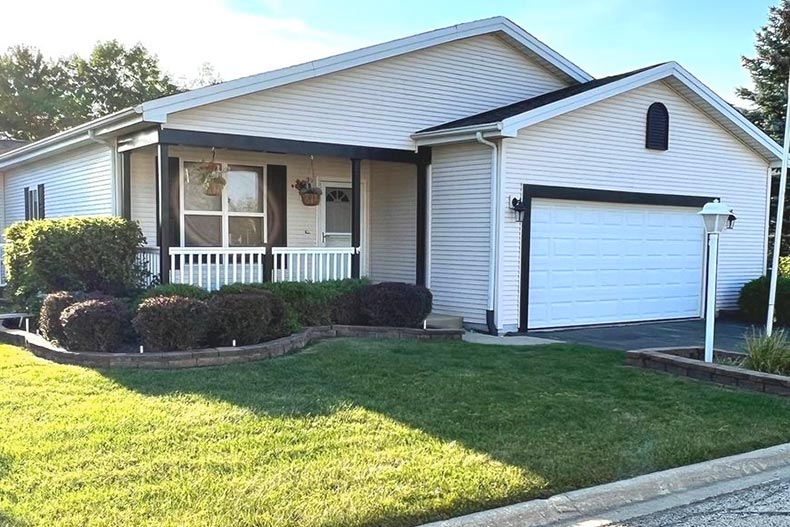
(604, 478), (790, 527)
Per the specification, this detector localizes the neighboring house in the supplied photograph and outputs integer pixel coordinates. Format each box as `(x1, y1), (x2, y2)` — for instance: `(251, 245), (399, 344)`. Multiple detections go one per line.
(0, 17), (781, 333)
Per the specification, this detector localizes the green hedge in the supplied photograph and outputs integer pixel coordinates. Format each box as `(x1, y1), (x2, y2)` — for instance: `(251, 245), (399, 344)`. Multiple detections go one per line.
(218, 278), (370, 333)
(738, 275), (790, 325)
(4, 217), (145, 309)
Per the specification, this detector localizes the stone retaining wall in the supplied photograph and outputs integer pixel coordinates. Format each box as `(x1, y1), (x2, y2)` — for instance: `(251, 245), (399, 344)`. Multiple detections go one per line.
(0, 325), (463, 369)
(626, 347), (790, 396)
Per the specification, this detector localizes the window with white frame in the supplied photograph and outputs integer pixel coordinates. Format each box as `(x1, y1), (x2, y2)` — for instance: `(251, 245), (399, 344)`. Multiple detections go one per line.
(182, 162), (266, 247)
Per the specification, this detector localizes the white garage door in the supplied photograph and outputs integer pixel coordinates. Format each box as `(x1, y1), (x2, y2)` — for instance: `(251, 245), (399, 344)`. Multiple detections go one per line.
(528, 199), (705, 329)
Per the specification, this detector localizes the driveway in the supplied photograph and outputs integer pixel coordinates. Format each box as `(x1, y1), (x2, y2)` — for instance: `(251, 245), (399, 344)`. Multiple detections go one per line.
(527, 319), (756, 352)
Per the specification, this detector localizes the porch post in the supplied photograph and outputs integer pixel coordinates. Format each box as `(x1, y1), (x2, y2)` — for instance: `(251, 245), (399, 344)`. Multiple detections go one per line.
(157, 144), (171, 284)
(351, 158), (361, 278)
(416, 162), (428, 286)
(121, 151), (132, 220)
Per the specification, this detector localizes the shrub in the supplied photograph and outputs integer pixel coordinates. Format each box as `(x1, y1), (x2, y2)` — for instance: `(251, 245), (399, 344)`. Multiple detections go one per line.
(207, 293), (280, 346)
(217, 279), (369, 332)
(60, 298), (128, 352)
(781, 257), (790, 278)
(331, 290), (363, 325)
(133, 283), (211, 311)
(359, 282), (432, 328)
(133, 296), (209, 352)
(4, 217), (145, 310)
(743, 329), (790, 375)
(738, 276), (790, 325)
(40, 291), (107, 345)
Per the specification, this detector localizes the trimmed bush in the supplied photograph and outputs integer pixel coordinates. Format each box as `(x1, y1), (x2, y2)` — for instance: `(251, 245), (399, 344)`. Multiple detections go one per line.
(4, 217), (145, 310)
(781, 257), (790, 278)
(207, 293), (280, 346)
(217, 279), (369, 332)
(738, 276), (790, 325)
(331, 290), (363, 325)
(359, 282), (432, 328)
(40, 291), (107, 346)
(133, 283), (211, 311)
(133, 296), (209, 352)
(60, 298), (128, 352)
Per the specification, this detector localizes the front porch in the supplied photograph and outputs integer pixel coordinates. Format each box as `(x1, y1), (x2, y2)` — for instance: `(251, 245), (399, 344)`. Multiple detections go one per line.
(122, 129), (430, 290)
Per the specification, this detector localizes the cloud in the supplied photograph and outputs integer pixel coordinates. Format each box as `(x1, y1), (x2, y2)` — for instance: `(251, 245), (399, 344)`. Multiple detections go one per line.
(0, 0), (364, 83)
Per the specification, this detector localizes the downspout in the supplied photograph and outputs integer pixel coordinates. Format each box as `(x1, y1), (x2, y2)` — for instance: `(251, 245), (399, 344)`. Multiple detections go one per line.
(476, 132), (499, 335)
(87, 130), (119, 216)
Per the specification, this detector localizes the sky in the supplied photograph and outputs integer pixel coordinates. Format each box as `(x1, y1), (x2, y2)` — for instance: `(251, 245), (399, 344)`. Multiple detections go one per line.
(0, 0), (778, 105)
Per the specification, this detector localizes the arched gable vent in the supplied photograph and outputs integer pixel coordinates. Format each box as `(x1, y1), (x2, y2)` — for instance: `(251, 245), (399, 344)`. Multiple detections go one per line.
(645, 102), (669, 150)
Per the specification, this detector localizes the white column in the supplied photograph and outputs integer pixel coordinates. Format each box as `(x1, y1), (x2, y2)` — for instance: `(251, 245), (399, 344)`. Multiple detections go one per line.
(704, 232), (719, 363)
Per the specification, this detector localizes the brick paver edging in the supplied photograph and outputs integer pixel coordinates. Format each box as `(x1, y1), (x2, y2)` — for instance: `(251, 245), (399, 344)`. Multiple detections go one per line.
(0, 325), (463, 369)
(626, 346), (790, 396)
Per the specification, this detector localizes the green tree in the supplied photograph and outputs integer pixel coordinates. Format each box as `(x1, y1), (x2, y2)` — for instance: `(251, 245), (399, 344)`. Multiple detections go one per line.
(0, 46), (77, 141)
(67, 40), (180, 121)
(737, 0), (790, 143)
(0, 41), (182, 141)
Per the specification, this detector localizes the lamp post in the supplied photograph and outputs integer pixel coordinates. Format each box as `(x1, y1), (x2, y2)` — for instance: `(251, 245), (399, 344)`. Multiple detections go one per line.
(698, 200), (736, 363)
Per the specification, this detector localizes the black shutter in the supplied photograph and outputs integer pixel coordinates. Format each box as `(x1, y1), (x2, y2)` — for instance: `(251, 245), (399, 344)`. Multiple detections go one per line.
(23, 187), (30, 220)
(645, 102), (669, 150)
(37, 184), (45, 219)
(266, 164), (287, 247)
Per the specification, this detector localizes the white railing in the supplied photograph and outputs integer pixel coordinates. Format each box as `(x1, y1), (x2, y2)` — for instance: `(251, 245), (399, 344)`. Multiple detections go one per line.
(271, 247), (356, 282)
(136, 246), (357, 290)
(169, 247), (269, 291)
(136, 246), (161, 286)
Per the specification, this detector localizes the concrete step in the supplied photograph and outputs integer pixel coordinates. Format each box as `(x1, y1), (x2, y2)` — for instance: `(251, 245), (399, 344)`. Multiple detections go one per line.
(425, 313), (464, 330)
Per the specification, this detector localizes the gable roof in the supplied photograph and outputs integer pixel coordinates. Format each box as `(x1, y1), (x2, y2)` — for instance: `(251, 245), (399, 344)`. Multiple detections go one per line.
(138, 16), (591, 122)
(413, 62), (783, 162)
(419, 64), (665, 133)
(0, 138), (28, 154)
(0, 16), (590, 169)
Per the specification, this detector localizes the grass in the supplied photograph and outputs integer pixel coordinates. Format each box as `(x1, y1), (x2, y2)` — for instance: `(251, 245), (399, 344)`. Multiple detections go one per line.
(1, 339), (790, 527)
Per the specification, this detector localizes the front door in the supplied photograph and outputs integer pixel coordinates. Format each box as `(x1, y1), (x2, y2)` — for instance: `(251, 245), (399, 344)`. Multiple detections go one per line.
(320, 183), (353, 247)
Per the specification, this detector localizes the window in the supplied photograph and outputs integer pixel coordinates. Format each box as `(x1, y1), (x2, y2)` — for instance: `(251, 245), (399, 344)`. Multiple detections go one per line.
(24, 184), (44, 220)
(182, 162), (265, 247)
(645, 102), (669, 150)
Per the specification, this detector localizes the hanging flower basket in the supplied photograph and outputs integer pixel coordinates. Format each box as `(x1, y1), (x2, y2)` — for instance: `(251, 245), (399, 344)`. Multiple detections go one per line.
(186, 149), (228, 196)
(299, 188), (322, 206)
(293, 158), (322, 206)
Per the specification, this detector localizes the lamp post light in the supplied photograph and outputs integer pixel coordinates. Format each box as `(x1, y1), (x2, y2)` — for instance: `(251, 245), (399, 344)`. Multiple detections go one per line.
(698, 200), (736, 363)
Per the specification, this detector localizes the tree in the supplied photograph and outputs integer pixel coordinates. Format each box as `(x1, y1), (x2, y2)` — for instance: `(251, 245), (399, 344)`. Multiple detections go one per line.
(180, 62), (223, 91)
(67, 40), (180, 121)
(0, 41), (182, 141)
(739, 1), (790, 260)
(0, 46), (77, 141)
(737, 1), (790, 143)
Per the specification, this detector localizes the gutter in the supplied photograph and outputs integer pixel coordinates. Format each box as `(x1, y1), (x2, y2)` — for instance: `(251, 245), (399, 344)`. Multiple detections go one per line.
(475, 131), (500, 335)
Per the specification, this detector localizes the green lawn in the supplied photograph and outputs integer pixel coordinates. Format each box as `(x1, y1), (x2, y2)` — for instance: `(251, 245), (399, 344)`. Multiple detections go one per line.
(1, 339), (790, 527)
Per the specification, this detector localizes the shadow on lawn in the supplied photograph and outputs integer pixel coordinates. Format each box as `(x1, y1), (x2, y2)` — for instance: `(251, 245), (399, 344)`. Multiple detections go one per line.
(99, 338), (790, 526)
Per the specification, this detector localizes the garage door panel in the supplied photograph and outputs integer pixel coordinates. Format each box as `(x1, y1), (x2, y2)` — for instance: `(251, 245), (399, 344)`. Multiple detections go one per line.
(528, 199), (704, 329)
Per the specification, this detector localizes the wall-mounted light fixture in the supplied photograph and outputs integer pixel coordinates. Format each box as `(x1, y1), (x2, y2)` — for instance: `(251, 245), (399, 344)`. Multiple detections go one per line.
(510, 197), (528, 223)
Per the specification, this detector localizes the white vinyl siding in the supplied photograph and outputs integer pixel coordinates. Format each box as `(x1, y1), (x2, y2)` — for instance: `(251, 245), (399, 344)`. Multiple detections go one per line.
(368, 161), (417, 283)
(3, 144), (113, 229)
(430, 143), (491, 324)
(166, 35), (568, 150)
(499, 80), (770, 330)
(130, 148), (157, 245)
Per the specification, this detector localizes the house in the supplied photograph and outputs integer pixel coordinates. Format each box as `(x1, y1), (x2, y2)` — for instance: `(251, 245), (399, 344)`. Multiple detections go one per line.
(0, 138), (27, 154)
(0, 17), (781, 334)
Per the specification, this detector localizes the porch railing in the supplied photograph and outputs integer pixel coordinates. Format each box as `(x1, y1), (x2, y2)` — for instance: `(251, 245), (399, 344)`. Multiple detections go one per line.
(271, 247), (355, 282)
(136, 246), (356, 290)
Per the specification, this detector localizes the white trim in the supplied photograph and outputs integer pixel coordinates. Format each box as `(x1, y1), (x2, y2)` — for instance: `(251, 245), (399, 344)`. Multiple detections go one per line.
(140, 17), (591, 121)
(413, 62), (783, 163)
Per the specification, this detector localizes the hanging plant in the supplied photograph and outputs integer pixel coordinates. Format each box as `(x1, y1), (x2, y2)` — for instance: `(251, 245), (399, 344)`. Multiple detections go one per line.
(187, 148), (228, 196)
(293, 155), (322, 206)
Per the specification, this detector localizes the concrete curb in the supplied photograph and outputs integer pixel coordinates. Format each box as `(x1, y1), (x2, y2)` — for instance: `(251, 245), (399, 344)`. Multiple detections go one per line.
(419, 443), (790, 527)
